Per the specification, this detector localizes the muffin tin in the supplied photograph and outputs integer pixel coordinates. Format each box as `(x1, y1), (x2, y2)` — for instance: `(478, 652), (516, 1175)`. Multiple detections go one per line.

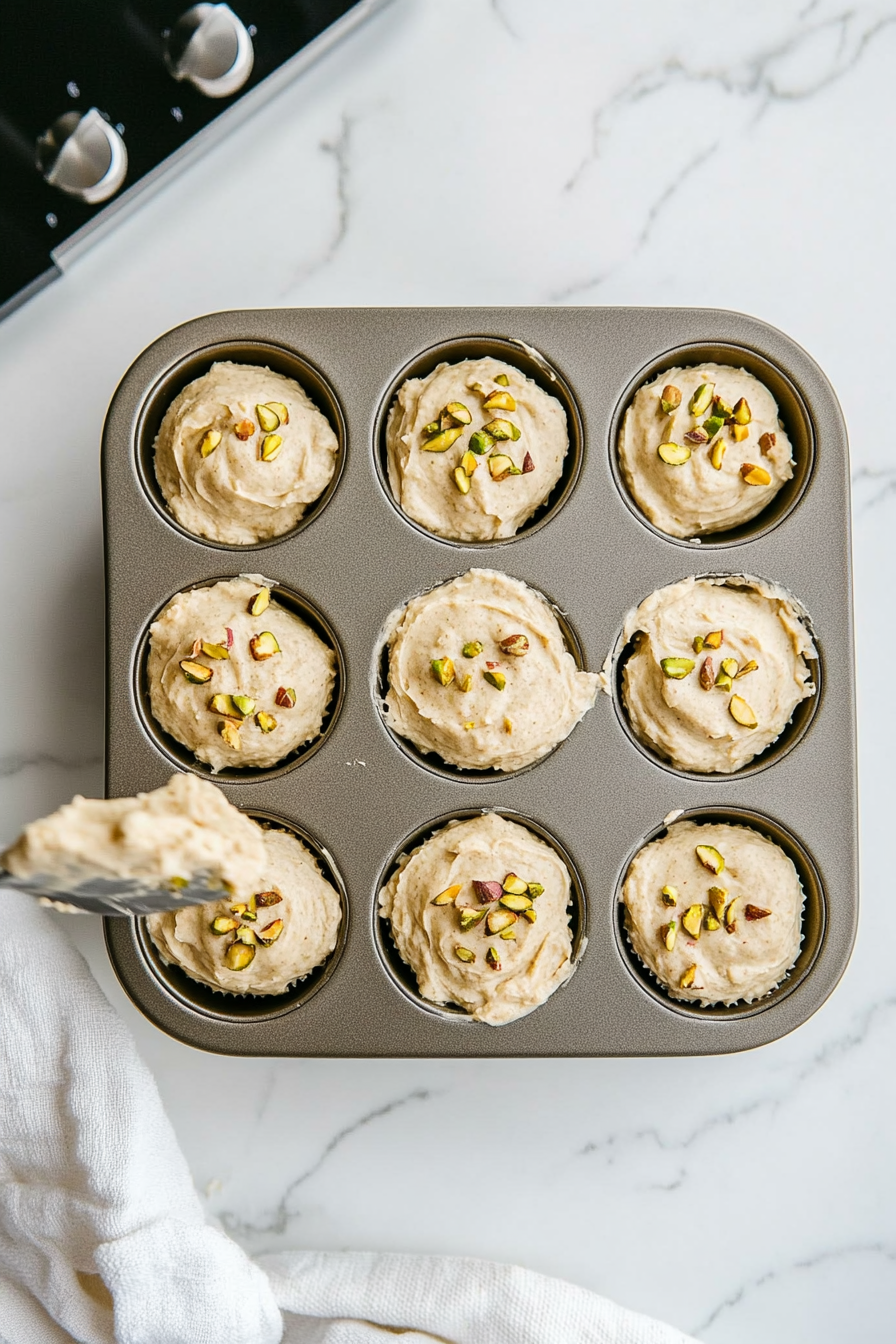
(102, 307), (857, 1056)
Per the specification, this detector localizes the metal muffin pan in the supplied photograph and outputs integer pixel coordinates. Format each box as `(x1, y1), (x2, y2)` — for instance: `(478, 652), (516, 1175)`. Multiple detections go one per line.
(102, 307), (857, 1057)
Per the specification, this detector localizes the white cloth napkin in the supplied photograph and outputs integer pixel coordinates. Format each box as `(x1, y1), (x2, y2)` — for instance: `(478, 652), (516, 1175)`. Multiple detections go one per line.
(0, 893), (699, 1344)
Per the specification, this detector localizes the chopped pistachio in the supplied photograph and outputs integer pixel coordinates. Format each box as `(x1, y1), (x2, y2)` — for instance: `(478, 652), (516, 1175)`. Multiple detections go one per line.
(432, 884), (462, 906)
(168, 876), (188, 888)
(696, 844), (725, 875)
(201, 640), (229, 660)
(256, 711), (277, 733)
(459, 673), (473, 692)
(660, 384), (682, 414)
(724, 898), (738, 933)
(224, 627), (234, 649)
(487, 454), (515, 480)
(714, 667), (733, 692)
(499, 633), (529, 657)
(265, 401), (289, 425)
(211, 916), (239, 934)
(483, 417), (521, 442)
(729, 694), (758, 728)
(713, 395), (734, 419)
(495, 373), (510, 386)
(504, 716), (513, 734)
(423, 425), (464, 453)
(484, 669), (506, 690)
(527, 882), (545, 898)
(233, 926), (257, 946)
(255, 891), (282, 907)
(249, 631), (281, 660)
(684, 427), (709, 445)
(422, 421), (440, 437)
(256, 404), (281, 433)
(681, 904), (704, 939)
(703, 630), (723, 650)
(660, 657), (695, 679)
(230, 903), (247, 917)
(463, 642), (483, 660)
(208, 693), (240, 718)
(248, 588), (271, 617)
(702, 414), (726, 441)
(699, 656), (714, 691)
(473, 880), (504, 903)
(661, 885), (678, 907)
(522, 452), (535, 473)
(720, 658), (739, 679)
(745, 904), (772, 921)
(218, 720), (241, 750)
(732, 397), (751, 425)
(431, 657), (455, 686)
(460, 449), (479, 476)
(275, 686), (297, 708)
(708, 887), (728, 920)
(759, 431), (776, 455)
(453, 466), (472, 495)
(180, 660), (212, 684)
(693, 635), (705, 653)
(231, 695), (255, 718)
(499, 927), (517, 940)
(485, 946), (501, 970)
(689, 382), (714, 415)
(730, 422), (749, 443)
(486, 908), (517, 935)
(523, 908), (537, 923)
(502, 874), (529, 896)
(709, 439), (726, 471)
(224, 942), (256, 970)
(443, 401), (472, 425)
(657, 441), (691, 466)
(199, 429), (222, 458)
(735, 660), (758, 679)
(482, 389), (516, 412)
(704, 910), (721, 932)
(234, 419), (255, 440)
(741, 463), (772, 486)
(679, 964), (697, 989)
(459, 907), (486, 931)
(260, 433), (283, 461)
(191, 638), (203, 657)
(500, 892), (532, 912)
(464, 720), (475, 730)
(660, 920), (677, 952)
(455, 945), (476, 963)
(256, 918), (284, 945)
(468, 429), (496, 455)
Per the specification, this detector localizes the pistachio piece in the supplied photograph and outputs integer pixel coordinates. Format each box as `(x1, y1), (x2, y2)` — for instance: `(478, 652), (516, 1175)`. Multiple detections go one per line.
(660, 920), (677, 952)
(211, 916), (240, 935)
(696, 844), (725, 875)
(191, 638), (203, 657)
(255, 891), (282, 907)
(180, 660), (212, 684)
(704, 630), (723, 649)
(431, 657), (455, 686)
(473, 880), (504, 904)
(708, 887), (728, 920)
(455, 945), (476, 963)
(256, 404), (281, 432)
(699, 656), (715, 691)
(230, 903), (247, 917)
(463, 721), (475, 730)
(208, 693), (240, 718)
(249, 631), (281, 661)
(684, 427), (709, 446)
(453, 466), (472, 495)
(468, 429), (496, 455)
(459, 674), (473, 692)
(661, 885), (678, 907)
(500, 892), (532, 912)
(724, 898), (738, 933)
(256, 918), (284, 946)
(260, 433), (282, 462)
(231, 695), (255, 718)
(224, 627), (234, 649)
(432, 884), (462, 906)
(275, 686), (297, 709)
(759, 431), (776, 455)
(502, 873), (529, 896)
(256, 711), (277, 733)
(499, 633), (529, 657)
(660, 657), (695, 679)
(713, 395), (734, 419)
(745, 904), (772, 921)
(681, 904), (704, 939)
(487, 454), (515, 481)
(423, 426), (464, 453)
(199, 429), (222, 458)
(224, 942), (256, 971)
(732, 397), (752, 425)
(522, 451), (535, 473)
(248, 588), (271, 617)
(714, 668), (733, 691)
(483, 417), (521, 442)
(720, 658), (739, 679)
(729, 695), (758, 728)
(504, 716), (513, 734)
(234, 419), (255, 440)
(234, 925), (257, 947)
(201, 640), (229, 660)
(483, 669), (506, 690)
(463, 641), (483, 658)
(709, 439), (726, 471)
(485, 946), (501, 970)
(702, 414), (726, 441)
(689, 382), (714, 415)
(730, 422), (749, 443)
(660, 384), (682, 414)
(740, 463), (772, 486)
(486, 908), (517, 935)
(241, 910), (257, 923)
(735, 660), (758, 678)
(459, 907), (486, 931)
(527, 882), (544, 898)
(218, 720), (241, 750)
(422, 421), (440, 438)
(657, 441), (690, 465)
(523, 908), (537, 923)
(265, 401), (289, 425)
(482, 389), (516, 412)
(443, 401), (472, 425)
(693, 635), (705, 653)
(460, 449), (478, 476)
(168, 876), (188, 888)
(499, 927), (517, 940)
(495, 373), (510, 386)
(704, 911), (721, 932)
(679, 964), (697, 989)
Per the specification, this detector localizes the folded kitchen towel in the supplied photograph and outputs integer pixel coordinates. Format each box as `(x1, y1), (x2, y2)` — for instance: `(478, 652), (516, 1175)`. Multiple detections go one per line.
(0, 892), (699, 1344)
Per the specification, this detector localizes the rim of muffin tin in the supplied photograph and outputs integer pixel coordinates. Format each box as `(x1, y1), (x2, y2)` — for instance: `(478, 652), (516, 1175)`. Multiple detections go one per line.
(131, 810), (349, 1023)
(132, 576), (346, 782)
(373, 335), (584, 547)
(372, 808), (589, 1022)
(608, 571), (823, 781)
(613, 805), (827, 1021)
(609, 341), (816, 549)
(133, 338), (347, 551)
(371, 574), (593, 783)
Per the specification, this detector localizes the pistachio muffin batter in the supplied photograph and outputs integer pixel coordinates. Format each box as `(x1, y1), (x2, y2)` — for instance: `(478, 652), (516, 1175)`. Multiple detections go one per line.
(385, 356), (569, 541)
(148, 575), (336, 773)
(380, 812), (577, 1025)
(617, 575), (815, 774)
(618, 363), (793, 538)
(382, 568), (598, 773)
(148, 824), (342, 996)
(622, 819), (804, 1006)
(154, 361), (338, 545)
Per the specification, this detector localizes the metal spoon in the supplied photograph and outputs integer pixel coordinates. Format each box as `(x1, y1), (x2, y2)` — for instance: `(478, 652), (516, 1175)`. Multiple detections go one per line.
(0, 868), (229, 916)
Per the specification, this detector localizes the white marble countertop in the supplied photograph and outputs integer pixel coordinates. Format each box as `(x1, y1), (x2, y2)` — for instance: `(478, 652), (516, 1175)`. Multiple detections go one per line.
(0, 2), (890, 1339)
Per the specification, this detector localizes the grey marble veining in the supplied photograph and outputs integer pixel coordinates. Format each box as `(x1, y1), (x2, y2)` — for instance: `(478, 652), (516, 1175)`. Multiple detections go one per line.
(1, 2), (892, 1340)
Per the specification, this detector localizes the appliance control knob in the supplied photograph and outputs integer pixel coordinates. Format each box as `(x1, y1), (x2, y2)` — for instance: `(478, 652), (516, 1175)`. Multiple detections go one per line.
(36, 109), (128, 204)
(165, 3), (254, 98)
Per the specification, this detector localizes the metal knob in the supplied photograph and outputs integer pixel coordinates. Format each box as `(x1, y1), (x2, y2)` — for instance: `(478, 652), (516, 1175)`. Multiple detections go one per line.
(36, 109), (128, 204)
(165, 3), (254, 98)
